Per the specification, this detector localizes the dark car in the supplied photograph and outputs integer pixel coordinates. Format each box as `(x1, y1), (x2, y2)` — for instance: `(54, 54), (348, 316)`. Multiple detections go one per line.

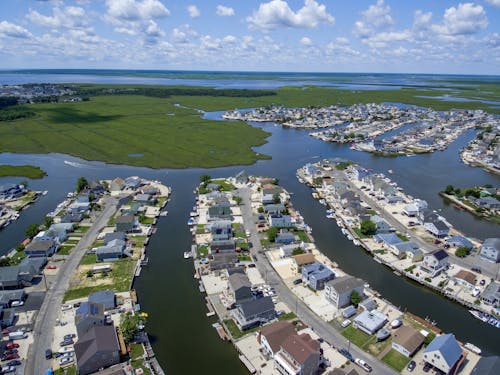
(407, 360), (416, 372)
(59, 339), (74, 347)
(1, 353), (19, 361)
(423, 362), (432, 372)
(247, 263), (256, 268)
(73, 302), (81, 308)
(293, 278), (302, 285)
(6, 360), (21, 366)
(480, 279), (486, 285)
(338, 348), (354, 362)
(63, 334), (76, 341)
(2, 350), (17, 356)
(45, 349), (52, 360)
(4, 344), (18, 350)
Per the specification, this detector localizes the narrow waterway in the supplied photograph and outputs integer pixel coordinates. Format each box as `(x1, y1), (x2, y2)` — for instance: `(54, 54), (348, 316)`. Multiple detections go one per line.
(0, 109), (499, 374)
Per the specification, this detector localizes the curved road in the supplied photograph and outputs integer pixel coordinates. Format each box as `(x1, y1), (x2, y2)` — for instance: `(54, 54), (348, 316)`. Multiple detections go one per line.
(26, 197), (118, 375)
(238, 187), (397, 375)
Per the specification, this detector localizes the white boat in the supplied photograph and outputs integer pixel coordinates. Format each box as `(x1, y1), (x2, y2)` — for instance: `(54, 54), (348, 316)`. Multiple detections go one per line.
(341, 228), (348, 235)
(183, 251), (192, 259)
(464, 342), (482, 355)
(159, 211), (168, 216)
(347, 234), (353, 241)
(388, 169), (393, 174)
(390, 319), (402, 328)
(353, 239), (360, 246)
(42, 190), (48, 195)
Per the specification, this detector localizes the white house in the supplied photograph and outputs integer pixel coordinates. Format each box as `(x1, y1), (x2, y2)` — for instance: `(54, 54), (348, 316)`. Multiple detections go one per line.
(420, 249), (449, 278)
(423, 334), (462, 374)
(480, 238), (500, 263)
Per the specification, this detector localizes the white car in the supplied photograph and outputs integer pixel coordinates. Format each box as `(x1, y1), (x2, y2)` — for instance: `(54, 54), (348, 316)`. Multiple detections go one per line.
(341, 319), (351, 328)
(10, 300), (24, 307)
(61, 304), (72, 311)
(355, 358), (372, 372)
(59, 356), (74, 366)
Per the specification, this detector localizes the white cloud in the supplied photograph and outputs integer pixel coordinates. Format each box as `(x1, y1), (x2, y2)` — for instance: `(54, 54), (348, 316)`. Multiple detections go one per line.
(105, 0), (170, 21)
(145, 20), (164, 38)
(223, 35), (237, 43)
(300, 36), (312, 45)
(485, 0), (500, 8)
(216, 5), (235, 17)
(187, 5), (201, 19)
(247, 0), (334, 31)
(439, 3), (488, 35)
(0, 21), (32, 38)
(354, 0), (393, 38)
(27, 6), (87, 29)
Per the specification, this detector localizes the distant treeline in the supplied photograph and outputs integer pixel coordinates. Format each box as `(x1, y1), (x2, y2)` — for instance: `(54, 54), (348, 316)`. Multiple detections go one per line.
(75, 86), (277, 98)
(0, 97), (18, 108)
(0, 107), (35, 121)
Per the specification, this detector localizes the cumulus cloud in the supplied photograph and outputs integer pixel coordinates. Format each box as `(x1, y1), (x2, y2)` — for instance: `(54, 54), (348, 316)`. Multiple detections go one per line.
(27, 6), (87, 29)
(438, 3), (488, 35)
(485, 0), (500, 8)
(105, 0), (170, 21)
(300, 36), (312, 45)
(187, 5), (201, 19)
(0, 21), (33, 38)
(247, 0), (334, 31)
(354, 0), (393, 38)
(216, 5), (235, 17)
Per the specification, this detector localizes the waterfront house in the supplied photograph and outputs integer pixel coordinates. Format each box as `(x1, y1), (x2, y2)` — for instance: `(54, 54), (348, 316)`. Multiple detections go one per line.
(403, 199), (428, 217)
(302, 262), (335, 291)
(75, 301), (105, 337)
(88, 290), (116, 311)
(405, 247), (424, 262)
(453, 270), (476, 289)
(392, 326), (425, 357)
(74, 325), (121, 375)
(258, 321), (296, 357)
(275, 230), (296, 244)
(446, 236), (474, 250)
(210, 239), (235, 253)
(88, 181), (105, 195)
(210, 252), (238, 270)
(103, 232), (126, 245)
(124, 176), (142, 189)
(324, 276), (364, 309)
(264, 203), (286, 214)
(61, 212), (83, 223)
(423, 213), (450, 238)
(228, 273), (253, 304)
(274, 333), (322, 375)
(480, 238), (500, 263)
(115, 215), (137, 233)
(353, 310), (388, 335)
(140, 185), (159, 195)
(481, 282), (500, 307)
(0, 184), (24, 200)
(269, 214), (292, 228)
(393, 241), (420, 259)
(423, 334), (462, 375)
(67, 200), (90, 215)
(96, 239), (126, 262)
(109, 178), (125, 192)
(233, 296), (276, 330)
(359, 298), (378, 312)
(279, 244), (304, 258)
(208, 205), (232, 221)
(291, 253), (316, 274)
(208, 220), (232, 241)
(371, 215), (391, 233)
(474, 196), (500, 209)
(134, 193), (157, 206)
(261, 185), (282, 205)
(25, 239), (57, 257)
(421, 249), (449, 277)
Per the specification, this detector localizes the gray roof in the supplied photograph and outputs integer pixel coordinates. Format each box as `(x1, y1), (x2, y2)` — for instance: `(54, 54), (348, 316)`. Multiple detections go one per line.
(229, 273), (251, 292)
(104, 232), (126, 244)
(326, 276), (364, 295)
(25, 239), (54, 252)
(0, 266), (20, 284)
(74, 325), (120, 369)
(483, 238), (500, 251)
(239, 296), (274, 318)
(471, 356), (500, 375)
(88, 290), (115, 309)
(115, 215), (135, 224)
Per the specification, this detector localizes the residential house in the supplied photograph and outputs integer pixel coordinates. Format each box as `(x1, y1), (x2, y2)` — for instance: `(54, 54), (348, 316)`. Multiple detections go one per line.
(480, 238), (500, 263)
(61, 212), (82, 223)
(109, 178), (125, 192)
(353, 310), (388, 335)
(423, 213), (450, 238)
(470, 356), (500, 375)
(88, 181), (105, 195)
(446, 236), (474, 250)
(0, 308), (15, 328)
(96, 239), (126, 262)
(258, 321), (296, 357)
(208, 220), (232, 241)
(0, 290), (25, 308)
(392, 326), (425, 357)
(0, 184), (24, 200)
(210, 239), (235, 254)
(274, 333), (322, 375)
(67, 200), (90, 215)
(405, 248), (424, 262)
(371, 215), (392, 233)
(115, 215), (137, 233)
(481, 282), (500, 307)
(88, 290), (116, 311)
(291, 253), (316, 274)
(208, 205), (232, 221)
(261, 186), (282, 205)
(423, 334), (462, 375)
(280, 244), (304, 258)
(140, 185), (159, 196)
(103, 232), (126, 245)
(421, 249), (449, 277)
(324, 276), (364, 309)
(393, 242), (420, 260)
(302, 262), (335, 291)
(210, 253), (238, 271)
(359, 298), (378, 312)
(475, 196), (500, 209)
(228, 273), (253, 304)
(275, 230), (296, 244)
(264, 204), (286, 214)
(124, 176), (142, 189)
(232, 296), (276, 330)
(269, 214), (293, 228)
(453, 270), (476, 289)
(403, 199), (427, 217)
(25, 239), (57, 257)
(75, 302), (105, 337)
(74, 325), (121, 375)
(134, 194), (157, 206)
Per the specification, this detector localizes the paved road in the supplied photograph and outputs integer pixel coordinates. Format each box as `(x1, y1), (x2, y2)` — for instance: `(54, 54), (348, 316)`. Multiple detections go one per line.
(237, 187), (397, 375)
(26, 197), (119, 375)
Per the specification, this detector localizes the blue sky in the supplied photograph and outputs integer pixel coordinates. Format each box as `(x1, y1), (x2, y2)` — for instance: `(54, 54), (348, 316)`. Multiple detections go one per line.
(0, 0), (499, 74)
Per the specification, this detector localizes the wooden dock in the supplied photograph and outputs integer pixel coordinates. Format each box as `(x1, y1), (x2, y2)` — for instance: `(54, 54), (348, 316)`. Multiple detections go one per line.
(212, 322), (229, 341)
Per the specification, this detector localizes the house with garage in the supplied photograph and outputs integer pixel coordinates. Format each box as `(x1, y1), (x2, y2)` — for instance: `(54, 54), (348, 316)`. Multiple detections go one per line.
(353, 310), (388, 335)
(232, 296), (276, 330)
(269, 214), (293, 228)
(423, 213), (450, 238)
(228, 273), (253, 304)
(302, 262), (335, 291)
(96, 239), (126, 262)
(392, 326), (425, 357)
(324, 276), (364, 310)
(423, 334), (463, 375)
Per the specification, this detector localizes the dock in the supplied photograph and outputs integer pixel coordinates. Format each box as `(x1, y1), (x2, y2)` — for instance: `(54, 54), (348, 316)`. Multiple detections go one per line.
(212, 322), (229, 341)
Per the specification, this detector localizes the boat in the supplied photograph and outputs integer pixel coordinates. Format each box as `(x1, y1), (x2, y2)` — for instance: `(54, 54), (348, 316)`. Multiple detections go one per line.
(347, 234), (353, 241)
(341, 228), (348, 235)
(376, 328), (391, 342)
(183, 251), (192, 259)
(390, 318), (402, 329)
(353, 239), (360, 246)
(187, 218), (195, 226)
(388, 169), (393, 174)
(464, 342), (482, 355)
(159, 210), (168, 216)
(42, 190), (48, 195)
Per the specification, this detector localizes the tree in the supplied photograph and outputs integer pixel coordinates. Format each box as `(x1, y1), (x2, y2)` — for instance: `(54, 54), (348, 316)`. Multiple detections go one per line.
(312, 177), (323, 186)
(234, 196), (242, 205)
(292, 248), (304, 256)
(455, 247), (470, 258)
(360, 219), (377, 236)
(273, 193), (281, 204)
(25, 223), (40, 238)
(199, 174), (211, 183)
(76, 177), (88, 193)
(350, 290), (362, 306)
(15, 244), (24, 252)
(44, 216), (54, 229)
(0, 258), (11, 267)
(267, 227), (279, 242)
(120, 312), (147, 343)
(444, 185), (455, 195)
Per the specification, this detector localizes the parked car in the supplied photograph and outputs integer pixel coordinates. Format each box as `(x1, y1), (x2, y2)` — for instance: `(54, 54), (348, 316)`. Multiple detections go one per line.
(423, 362), (432, 372)
(46, 265), (57, 270)
(338, 348), (354, 362)
(63, 334), (76, 341)
(1, 366), (15, 373)
(1, 353), (19, 362)
(5, 360), (21, 367)
(73, 302), (81, 308)
(61, 304), (72, 311)
(341, 319), (351, 328)
(4, 344), (18, 350)
(293, 278), (302, 285)
(59, 356), (74, 366)
(247, 263), (256, 268)
(59, 339), (74, 347)
(2, 350), (17, 355)
(45, 349), (52, 360)
(480, 279), (486, 286)
(407, 360), (416, 372)
(355, 358), (372, 373)
(10, 301), (24, 307)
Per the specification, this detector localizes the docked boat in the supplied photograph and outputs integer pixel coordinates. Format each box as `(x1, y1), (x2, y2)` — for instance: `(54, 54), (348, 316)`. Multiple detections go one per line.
(376, 328), (391, 342)
(464, 342), (482, 355)
(341, 228), (348, 235)
(184, 251), (192, 259)
(347, 234), (353, 241)
(390, 318), (402, 329)
(353, 239), (360, 246)
(187, 218), (195, 226)
(388, 169), (393, 174)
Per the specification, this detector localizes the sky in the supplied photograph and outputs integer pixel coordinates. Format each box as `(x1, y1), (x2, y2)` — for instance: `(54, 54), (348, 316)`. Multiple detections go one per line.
(0, 0), (499, 74)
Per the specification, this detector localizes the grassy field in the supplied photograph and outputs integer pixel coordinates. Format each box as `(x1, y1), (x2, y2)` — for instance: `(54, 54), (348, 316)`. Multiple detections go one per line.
(0, 165), (46, 179)
(382, 349), (411, 372)
(0, 94), (270, 169)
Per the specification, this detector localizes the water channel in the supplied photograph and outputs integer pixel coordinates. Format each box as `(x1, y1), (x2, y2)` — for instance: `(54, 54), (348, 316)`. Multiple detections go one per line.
(0, 109), (499, 374)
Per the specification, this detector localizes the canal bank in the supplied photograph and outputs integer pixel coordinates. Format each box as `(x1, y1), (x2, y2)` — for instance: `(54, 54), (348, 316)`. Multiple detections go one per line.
(1, 110), (499, 374)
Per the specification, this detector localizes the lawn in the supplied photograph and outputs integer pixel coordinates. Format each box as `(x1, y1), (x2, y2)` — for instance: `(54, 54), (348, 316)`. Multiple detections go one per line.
(197, 245), (209, 258)
(295, 230), (311, 242)
(196, 224), (206, 234)
(382, 349), (411, 372)
(342, 326), (372, 348)
(223, 319), (260, 340)
(54, 365), (77, 375)
(129, 343), (145, 360)
(210, 179), (235, 191)
(278, 312), (297, 321)
(353, 227), (370, 239)
(396, 233), (410, 242)
(80, 254), (97, 265)
(58, 245), (74, 255)
(0, 164), (46, 179)
(139, 216), (155, 225)
(131, 359), (152, 375)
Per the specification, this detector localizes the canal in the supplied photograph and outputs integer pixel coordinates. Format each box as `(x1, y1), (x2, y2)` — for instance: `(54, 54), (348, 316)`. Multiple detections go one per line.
(0, 111), (499, 374)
